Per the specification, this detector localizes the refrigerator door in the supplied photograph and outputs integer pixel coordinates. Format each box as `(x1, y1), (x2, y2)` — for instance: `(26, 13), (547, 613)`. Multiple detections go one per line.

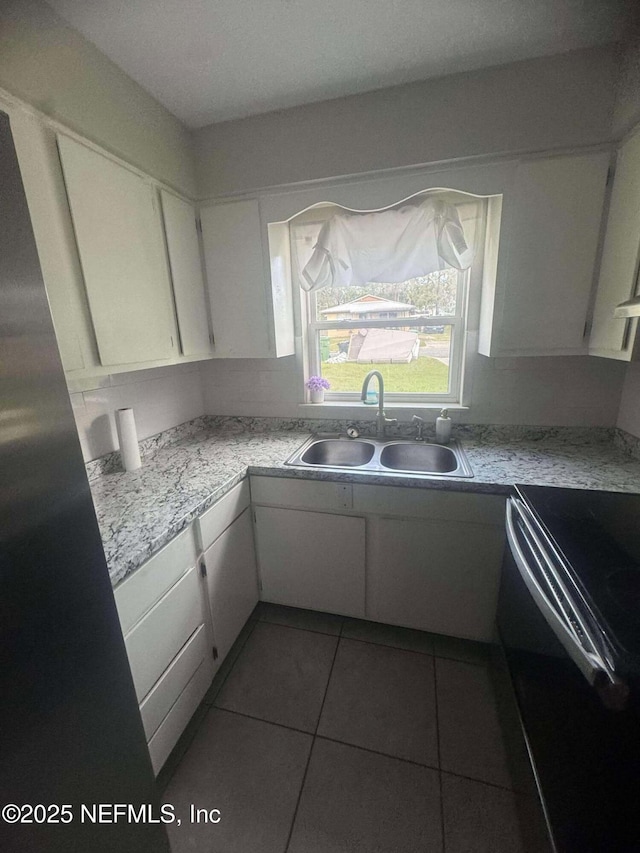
(0, 111), (170, 851)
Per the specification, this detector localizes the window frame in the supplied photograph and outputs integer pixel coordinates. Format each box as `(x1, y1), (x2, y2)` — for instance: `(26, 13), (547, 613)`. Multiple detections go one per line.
(292, 193), (484, 406)
(304, 269), (468, 404)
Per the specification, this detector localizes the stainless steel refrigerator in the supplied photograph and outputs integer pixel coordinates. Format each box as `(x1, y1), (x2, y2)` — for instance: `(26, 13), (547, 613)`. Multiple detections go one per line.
(0, 109), (171, 852)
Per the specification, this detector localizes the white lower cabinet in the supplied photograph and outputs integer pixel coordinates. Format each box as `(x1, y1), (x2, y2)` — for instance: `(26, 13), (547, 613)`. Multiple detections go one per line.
(124, 565), (203, 702)
(115, 475), (506, 773)
(147, 658), (213, 775)
(202, 508), (260, 663)
(139, 623), (209, 740)
(114, 526), (215, 776)
(254, 506), (366, 617)
(251, 476), (505, 640)
(367, 516), (505, 642)
(115, 480), (259, 777)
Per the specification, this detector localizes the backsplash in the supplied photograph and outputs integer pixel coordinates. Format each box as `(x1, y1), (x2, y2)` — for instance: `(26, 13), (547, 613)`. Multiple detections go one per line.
(68, 362), (205, 462)
(198, 349), (627, 428)
(617, 362), (640, 441)
(86, 413), (628, 481)
(72, 351), (635, 468)
(614, 427), (640, 462)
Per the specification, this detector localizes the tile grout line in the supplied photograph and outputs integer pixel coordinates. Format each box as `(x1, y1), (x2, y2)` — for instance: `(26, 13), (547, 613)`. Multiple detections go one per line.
(216, 625), (515, 788)
(283, 622), (344, 853)
(160, 616), (261, 793)
(260, 614), (491, 667)
(439, 769), (526, 795)
(258, 616), (342, 639)
(211, 705), (314, 738)
(167, 702), (522, 802)
(434, 656), (446, 853)
(211, 702), (475, 779)
(315, 734), (441, 773)
(156, 704), (208, 796)
(207, 616), (259, 705)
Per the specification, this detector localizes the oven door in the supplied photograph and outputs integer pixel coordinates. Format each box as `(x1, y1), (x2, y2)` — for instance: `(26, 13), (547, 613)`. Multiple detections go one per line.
(498, 497), (640, 853)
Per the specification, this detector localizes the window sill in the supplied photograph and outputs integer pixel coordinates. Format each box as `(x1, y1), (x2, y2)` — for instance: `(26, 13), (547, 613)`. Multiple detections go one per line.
(299, 402), (470, 412)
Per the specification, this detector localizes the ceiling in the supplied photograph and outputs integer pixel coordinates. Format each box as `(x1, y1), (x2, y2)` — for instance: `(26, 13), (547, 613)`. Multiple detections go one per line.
(47, 0), (631, 129)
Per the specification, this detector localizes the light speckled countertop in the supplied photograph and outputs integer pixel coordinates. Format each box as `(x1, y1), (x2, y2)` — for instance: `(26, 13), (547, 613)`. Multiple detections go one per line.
(88, 418), (640, 587)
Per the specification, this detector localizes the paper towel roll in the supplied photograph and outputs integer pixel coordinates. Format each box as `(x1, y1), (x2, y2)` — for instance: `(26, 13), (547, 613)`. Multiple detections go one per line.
(116, 408), (141, 471)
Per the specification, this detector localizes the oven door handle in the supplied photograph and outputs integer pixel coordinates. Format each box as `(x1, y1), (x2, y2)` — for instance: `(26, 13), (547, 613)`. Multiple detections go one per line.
(506, 497), (612, 687)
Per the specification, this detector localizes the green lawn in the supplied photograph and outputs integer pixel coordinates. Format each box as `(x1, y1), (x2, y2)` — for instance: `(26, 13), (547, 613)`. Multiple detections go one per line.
(321, 357), (449, 393)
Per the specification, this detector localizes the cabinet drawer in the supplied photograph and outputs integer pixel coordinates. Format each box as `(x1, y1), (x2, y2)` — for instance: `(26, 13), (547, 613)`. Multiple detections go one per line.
(139, 624), (210, 741)
(124, 565), (202, 702)
(147, 657), (212, 775)
(352, 484), (504, 526)
(250, 475), (353, 511)
(114, 527), (197, 636)
(197, 479), (250, 551)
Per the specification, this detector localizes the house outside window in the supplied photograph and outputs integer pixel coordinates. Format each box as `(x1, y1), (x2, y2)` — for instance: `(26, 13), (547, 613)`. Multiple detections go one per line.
(291, 192), (486, 404)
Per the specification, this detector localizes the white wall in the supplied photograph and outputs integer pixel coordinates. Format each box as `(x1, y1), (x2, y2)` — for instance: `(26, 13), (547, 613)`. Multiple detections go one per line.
(612, 28), (640, 136)
(613, 30), (640, 439)
(0, 0), (196, 196)
(5, 5), (630, 442)
(68, 364), (205, 462)
(192, 45), (631, 432)
(199, 350), (626, 429)
(617, 363), (640, 439)
(0, 0), (207, 462)
(193, 46), (618, 197)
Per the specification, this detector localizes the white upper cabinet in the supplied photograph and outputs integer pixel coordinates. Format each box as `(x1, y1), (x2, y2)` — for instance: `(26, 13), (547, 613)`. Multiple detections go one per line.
(589, 129), (640, 361)
(58, 134), (177, 366)
(479, 151), (610, 357)
(160, 189), (212, 357)
(11, 112), (90, 373)
(200, 198), (295, 358)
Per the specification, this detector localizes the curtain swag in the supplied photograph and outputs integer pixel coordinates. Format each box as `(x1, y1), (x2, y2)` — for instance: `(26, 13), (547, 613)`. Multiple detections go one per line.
(300, 198), (473, 293)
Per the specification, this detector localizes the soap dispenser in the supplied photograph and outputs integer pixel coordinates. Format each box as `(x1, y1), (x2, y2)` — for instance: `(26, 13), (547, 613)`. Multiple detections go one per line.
(435, 408), (452, 444)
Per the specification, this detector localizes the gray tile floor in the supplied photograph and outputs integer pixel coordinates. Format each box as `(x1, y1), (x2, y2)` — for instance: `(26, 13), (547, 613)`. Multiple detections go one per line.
(161, 603), (549, 853)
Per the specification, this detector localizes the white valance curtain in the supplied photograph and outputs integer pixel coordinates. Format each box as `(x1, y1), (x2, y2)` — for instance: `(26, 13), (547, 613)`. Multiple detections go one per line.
(299, 197), (473, 293)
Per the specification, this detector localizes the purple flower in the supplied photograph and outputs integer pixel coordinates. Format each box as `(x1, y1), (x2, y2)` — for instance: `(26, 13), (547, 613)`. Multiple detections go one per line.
(305, 375), (331, 391)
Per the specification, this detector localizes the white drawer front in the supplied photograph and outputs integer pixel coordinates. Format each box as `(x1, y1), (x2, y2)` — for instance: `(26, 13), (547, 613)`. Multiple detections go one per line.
(352, 484), (505, 526)
(250, 476), (353, 511)
(124, 565), (202, 702)
(139, 624), (210, 741)
(147, 658), (212, 775)
(197, 479), (250, 551)
(114, 526), (197, 636)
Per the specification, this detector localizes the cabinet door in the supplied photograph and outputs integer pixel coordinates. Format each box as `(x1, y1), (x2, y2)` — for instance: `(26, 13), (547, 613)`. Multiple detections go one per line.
(254, 506), (365, 617)
(201, 198), (271, 357)
(204, 508), (259, 663)
(367, 517), (504, 642)
(123, 565), (202, 702)
(57, 134), (176, 366)
(11, 113), (88, 372)
(160, 189), (212, 357)
(492, 152), (610, 356)
(589, 130), (640, 360)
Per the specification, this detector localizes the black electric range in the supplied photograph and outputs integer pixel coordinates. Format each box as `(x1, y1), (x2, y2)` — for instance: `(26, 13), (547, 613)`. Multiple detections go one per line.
(517, 484), (640, 678)
(498, 485), (640, 853)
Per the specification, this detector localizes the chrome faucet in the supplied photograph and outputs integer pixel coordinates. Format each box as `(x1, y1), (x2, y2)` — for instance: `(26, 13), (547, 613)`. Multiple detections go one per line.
(360, 370), (398, 439)
(412, 414), (425, 441)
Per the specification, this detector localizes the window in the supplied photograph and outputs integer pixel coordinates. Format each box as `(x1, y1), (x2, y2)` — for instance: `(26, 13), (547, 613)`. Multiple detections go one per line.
(291, 192), (486, 404)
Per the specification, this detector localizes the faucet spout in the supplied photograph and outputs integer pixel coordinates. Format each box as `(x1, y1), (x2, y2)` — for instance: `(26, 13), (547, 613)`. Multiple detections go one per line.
(360, 370), (397, 439)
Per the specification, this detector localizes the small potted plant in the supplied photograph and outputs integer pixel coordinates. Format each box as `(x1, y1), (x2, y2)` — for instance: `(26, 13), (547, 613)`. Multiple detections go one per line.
(306, 375), (330, 403)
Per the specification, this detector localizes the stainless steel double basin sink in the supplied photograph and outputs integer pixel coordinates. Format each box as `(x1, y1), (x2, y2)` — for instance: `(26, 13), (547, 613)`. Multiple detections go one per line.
(285, 435), (473, 478)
